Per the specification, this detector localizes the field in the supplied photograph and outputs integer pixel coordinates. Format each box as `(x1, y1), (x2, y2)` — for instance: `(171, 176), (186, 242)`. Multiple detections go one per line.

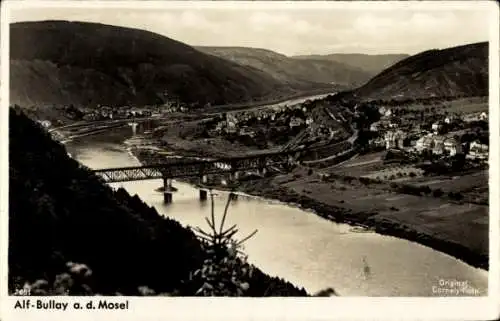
(325, 150), (487, 188)
(324, 152), (424, 181)
(408, 170), (487, 191)
(403, 96), (488, 114)
(324, 152), (385, 176)
(440, 96), (488, 114)
(273, 166), (488, 258)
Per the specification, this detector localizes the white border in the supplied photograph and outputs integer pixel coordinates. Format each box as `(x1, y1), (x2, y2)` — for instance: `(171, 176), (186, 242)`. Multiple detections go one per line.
(1, 1), (499, 321)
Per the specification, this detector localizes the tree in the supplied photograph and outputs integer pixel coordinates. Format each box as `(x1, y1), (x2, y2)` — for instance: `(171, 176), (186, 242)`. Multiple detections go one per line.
(190, 191), (257, 296)
(421, 186), (432, 195)
(433, 189), (444, 198)
(448, 192), (464, 201)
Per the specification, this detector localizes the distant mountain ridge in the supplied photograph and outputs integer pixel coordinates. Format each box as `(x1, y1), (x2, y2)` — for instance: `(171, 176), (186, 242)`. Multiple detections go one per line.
(292, 53), (410, 75)
(342, 42), (489, 101)
(196, 46), (373, 88)
(10, 21), (487, 111)
(10, 21), (303, 109)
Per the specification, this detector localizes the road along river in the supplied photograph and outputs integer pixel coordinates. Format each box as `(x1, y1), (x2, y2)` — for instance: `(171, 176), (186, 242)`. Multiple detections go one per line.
(65, 127), (488, 297)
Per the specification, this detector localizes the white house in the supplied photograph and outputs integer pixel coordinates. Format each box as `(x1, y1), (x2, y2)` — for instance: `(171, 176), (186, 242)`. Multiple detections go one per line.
(431, 122), (443, 133)
(467, 141), (488, 160)
(444, 115), (457, 124)
(432, 137), (446, 155)
(415, 135), (434, 152)
(384, 130), (406, 150)
(443, 138), (462, 156)
(370, 122), (380, 132)
(289, 117), (304, 128)
(378, 106), (392, 118)
(463, 112), (488, 123)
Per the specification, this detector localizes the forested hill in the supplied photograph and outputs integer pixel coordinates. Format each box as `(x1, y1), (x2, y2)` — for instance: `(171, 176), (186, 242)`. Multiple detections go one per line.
(346, 42), (489, 101)
(8, 107), (308, 296)
(196, 46), (372, 87)
(10, 21), (299, 109)
(292, 53), (409, 75)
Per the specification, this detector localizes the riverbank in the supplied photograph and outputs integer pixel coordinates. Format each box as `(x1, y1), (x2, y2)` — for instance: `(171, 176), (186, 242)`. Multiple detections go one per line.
(239, 175), (488, 271)
(129, 145), (488, 272)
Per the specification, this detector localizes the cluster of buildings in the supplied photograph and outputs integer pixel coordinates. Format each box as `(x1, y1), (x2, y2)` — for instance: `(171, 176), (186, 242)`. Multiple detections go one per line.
(373, 130), (488, 161)
(463, 111), (488, 123)
(369, 107), (398, 132)
(429, 112), (486, 134)
(414, 135), (462, 156)
(81, 106), (157, 121)
(467, 141), (489, 161)
(368, 106), (489, 162)
(214, 106), (314, 136)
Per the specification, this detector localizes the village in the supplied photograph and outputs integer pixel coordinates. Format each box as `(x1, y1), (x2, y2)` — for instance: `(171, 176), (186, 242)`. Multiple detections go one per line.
(33, 101), (190, 129)
(367, 104), (489, 164)
(201, 100), (345, 150)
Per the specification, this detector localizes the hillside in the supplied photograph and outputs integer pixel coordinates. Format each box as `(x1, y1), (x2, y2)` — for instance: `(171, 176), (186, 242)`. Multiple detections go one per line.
(8, 107), (308, 296)
(10, 21), (299, 109)
(196, 46), (372, 88)
(341, 42), (489, 102)
(292, 53), (409, 75)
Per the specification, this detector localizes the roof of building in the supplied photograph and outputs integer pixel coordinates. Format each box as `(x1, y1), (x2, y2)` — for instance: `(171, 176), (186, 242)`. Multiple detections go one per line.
(443, 137), (458, 145)
(434, 140), (445, 148)
(417, 136), (434, 146)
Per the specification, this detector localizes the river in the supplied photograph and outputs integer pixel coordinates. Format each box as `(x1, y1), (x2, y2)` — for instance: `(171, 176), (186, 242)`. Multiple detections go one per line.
(65, 126), (488, 297)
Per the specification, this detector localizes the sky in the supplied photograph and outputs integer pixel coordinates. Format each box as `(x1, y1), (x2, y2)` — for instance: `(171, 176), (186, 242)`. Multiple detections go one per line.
(8, 2), (493, 56)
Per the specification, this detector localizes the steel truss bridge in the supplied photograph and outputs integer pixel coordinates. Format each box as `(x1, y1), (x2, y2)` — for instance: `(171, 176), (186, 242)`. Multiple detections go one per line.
(92, 149), (304, 183)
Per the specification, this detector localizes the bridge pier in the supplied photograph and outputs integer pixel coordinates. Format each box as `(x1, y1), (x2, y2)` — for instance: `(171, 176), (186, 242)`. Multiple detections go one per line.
(163, 177), (175, 204)
(199, 189), (208, 201)
(163, 192), (173, 204)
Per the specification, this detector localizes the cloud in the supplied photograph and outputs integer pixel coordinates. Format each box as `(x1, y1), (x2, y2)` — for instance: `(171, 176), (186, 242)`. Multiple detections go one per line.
(9, 7), (491, 56)
(247, 12), (292, 32)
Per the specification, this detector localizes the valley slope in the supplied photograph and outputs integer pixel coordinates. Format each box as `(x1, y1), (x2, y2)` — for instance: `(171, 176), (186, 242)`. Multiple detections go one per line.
(342, 42), (489, 101)
(292, 53), (409, 75)
(196, 46), (372, 88)
(10, 21), (304, 109)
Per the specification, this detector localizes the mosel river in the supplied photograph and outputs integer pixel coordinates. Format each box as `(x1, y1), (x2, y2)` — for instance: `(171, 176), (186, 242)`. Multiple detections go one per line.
(65, 126), (488, 297)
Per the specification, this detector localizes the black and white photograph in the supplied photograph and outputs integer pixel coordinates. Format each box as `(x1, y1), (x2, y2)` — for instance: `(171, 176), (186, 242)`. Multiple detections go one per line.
(1, 0), (499, 320)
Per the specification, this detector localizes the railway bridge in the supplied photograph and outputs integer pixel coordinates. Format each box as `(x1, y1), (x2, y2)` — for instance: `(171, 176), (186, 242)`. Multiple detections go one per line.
(92, 149), (303, 203)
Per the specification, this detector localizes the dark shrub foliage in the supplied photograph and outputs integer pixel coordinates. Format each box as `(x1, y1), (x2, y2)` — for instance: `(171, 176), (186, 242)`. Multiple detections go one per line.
(433, 189), (444, 198)
(8, 109), (307, 296)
